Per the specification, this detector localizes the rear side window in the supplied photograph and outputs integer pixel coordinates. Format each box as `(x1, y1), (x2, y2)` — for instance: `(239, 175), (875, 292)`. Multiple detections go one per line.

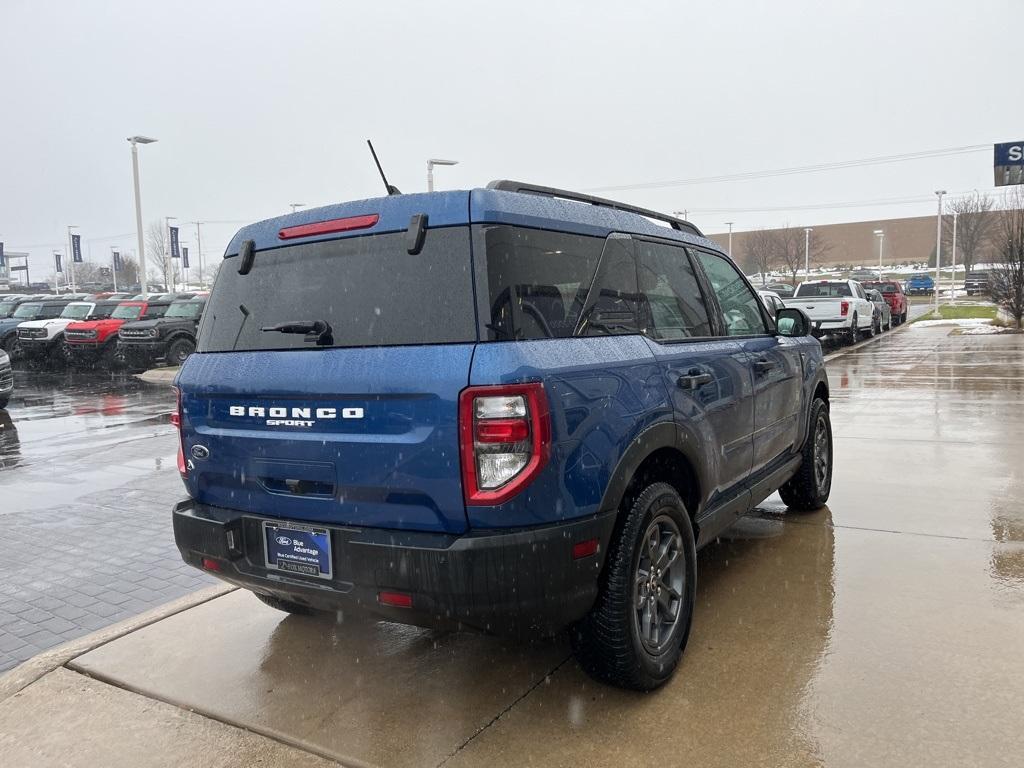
(145, 304), (170, 320)
(694, 251), (768, 337)
(199, 227), (476, 352)
(636, 240), (711, 340)
(475, 225), (603, 340)
(576, 236), (642, 337)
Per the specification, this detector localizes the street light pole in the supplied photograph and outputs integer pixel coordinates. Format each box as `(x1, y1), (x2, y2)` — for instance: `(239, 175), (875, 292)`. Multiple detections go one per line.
(804, 228), (813, 281)
(874, 229), (885, 276)
(950, 211), (958, 305)
(111, 247), (118, 293)
(724, 222), (734, 256)
(426, 158), (459, 192)
(128, 135), (157, 301)
(192, 222), (204, 288)
(934, 190), (946, 311)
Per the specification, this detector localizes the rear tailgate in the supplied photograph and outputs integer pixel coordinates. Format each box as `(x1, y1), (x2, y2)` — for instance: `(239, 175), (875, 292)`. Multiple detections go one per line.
(177, 346), (472, 533)
(785, 297), (846, 321)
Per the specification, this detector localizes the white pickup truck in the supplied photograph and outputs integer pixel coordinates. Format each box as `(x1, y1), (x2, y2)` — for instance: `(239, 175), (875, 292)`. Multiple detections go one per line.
(785, 280), (875, 344)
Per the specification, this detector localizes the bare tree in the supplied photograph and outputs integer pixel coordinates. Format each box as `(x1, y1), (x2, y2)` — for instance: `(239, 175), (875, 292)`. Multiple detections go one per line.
(945, 192), (995, 275)
(743, 229), (778, 286)
(772, 226), (831, 286)
(992, 188), (1024, 329)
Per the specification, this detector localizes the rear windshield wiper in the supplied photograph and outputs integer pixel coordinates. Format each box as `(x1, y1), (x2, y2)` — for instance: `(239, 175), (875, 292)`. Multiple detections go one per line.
(261, 320), (334, 346)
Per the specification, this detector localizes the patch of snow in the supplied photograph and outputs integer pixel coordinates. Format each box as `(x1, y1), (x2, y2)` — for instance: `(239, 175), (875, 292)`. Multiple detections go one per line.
(911, 318), (993, 328)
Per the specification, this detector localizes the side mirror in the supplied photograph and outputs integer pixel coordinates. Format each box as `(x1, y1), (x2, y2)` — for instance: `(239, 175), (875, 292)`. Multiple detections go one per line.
(776, 307), (811, 337)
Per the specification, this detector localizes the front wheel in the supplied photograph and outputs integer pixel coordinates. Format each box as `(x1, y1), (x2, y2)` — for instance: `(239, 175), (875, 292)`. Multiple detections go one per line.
(166, 338), (195, 366)
(571, 482), (696, 691)
(780, 398), (833, 511)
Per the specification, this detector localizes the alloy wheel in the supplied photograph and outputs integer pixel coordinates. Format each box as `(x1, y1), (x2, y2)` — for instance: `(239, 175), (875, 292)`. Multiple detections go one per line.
(633, 515), (686, 654)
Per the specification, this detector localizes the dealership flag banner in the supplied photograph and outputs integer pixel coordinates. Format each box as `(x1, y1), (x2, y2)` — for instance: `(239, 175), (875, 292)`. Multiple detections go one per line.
(170, 226), (180, 258)
(182, 246), (190, 269)
(54, 253), (63, 273)
(71, 233), (83, 263)
(112, 250), (122, 270)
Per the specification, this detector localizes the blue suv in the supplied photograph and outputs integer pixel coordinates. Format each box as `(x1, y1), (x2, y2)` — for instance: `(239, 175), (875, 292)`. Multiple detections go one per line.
(172, 181), (832, 690)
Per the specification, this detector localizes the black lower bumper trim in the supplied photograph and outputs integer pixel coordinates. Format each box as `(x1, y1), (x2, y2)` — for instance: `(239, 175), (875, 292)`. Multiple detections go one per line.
(173, 500), (617, 637)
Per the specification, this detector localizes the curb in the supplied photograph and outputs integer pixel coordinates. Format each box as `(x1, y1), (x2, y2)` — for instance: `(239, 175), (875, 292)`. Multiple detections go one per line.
(822, 316), (914, 363)
(133, 366), (180, 386)
(0, 583), (236, 704)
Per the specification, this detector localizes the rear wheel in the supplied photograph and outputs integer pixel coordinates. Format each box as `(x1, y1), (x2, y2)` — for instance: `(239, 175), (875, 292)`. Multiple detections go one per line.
(780, 398), (833, 511)
(847, 314), (859, 344)
(1, 334), (16, 356)
(900, 311), (907, 324)
(166, 338), (195, 366)
(571, 482), (696, 691)
(254, 593), (318, 616)
(0, 395), (9, 410)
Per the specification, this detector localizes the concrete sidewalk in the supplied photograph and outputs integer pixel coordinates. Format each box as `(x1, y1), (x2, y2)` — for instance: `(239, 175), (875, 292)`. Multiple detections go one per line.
(3, 326), (1023, 767)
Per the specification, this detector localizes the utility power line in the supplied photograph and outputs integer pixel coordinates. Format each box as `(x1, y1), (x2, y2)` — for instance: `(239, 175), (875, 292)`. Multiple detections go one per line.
(585, 144), (990, 193)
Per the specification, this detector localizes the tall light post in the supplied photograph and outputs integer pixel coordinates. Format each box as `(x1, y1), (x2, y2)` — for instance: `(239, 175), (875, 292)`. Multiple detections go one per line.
(289, 203), (305, 213)
(949, 211), (958, 305)
(804, 228), (813, 281)
(427, 158), (458, 192)
(934, 190), (946, 311)
(128, 135), (157, 301)
(191, 221), (204, 287)
(724, 222), (734, 256)
(874, 229), (885, 276)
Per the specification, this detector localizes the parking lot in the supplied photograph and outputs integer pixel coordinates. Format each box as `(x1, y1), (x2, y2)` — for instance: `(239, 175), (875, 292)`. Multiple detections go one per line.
(1, 322), (1021, 766)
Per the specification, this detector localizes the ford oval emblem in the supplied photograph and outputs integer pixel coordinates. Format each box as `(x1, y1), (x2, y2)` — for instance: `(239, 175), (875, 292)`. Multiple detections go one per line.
(190, 444), (210, 460)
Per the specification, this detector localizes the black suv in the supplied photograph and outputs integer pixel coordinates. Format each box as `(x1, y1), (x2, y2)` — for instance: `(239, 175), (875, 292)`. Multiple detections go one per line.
(118, 296), (207, 368)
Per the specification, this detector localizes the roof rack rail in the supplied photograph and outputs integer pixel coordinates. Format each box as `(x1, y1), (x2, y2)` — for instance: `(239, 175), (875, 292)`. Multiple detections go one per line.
(486, 180), (704, 237)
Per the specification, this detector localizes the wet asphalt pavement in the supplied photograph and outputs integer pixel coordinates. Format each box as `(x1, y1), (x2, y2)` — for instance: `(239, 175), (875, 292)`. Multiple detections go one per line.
(0, 370), (213, 671)
(2, 320), (1023, 768)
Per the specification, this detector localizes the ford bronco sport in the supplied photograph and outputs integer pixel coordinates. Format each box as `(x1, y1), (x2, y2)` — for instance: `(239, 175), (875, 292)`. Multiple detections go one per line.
(172, 182), (832, 690)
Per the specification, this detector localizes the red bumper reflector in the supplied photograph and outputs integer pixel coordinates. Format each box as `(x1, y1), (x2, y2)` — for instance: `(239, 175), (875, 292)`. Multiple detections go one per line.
(572, 538), (599, 560)
(378, 591), (413, 608)
(201, 557), (222, 572)
(475, 417), (529, 443)
(278, 214), (379, 240)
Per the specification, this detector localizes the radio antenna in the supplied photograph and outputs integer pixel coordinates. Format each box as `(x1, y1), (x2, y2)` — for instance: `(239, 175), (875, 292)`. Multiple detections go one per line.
(367, 140), (401, 196)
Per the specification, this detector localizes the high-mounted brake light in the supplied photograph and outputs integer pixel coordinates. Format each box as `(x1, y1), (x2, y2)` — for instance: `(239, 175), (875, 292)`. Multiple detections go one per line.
(172, 387), (187, 478)
(278, 214), (379, 240)
(459, 383), (551, 505)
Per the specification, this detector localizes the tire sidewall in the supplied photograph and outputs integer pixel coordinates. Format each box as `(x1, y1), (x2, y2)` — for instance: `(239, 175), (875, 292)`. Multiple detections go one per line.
(809, 399), (833, 503)
(623, 486), (696, 685)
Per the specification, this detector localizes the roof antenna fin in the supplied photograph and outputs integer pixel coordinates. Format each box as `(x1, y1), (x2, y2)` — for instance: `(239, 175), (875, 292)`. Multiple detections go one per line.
(367, 140), (401, 196)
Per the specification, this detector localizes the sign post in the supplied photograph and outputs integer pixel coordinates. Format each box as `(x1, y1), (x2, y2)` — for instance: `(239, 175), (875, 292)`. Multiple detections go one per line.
(994, 141), (1024, 187)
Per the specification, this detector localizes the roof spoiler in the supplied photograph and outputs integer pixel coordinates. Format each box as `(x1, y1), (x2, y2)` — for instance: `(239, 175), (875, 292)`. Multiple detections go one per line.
(486, 180), (704, 237)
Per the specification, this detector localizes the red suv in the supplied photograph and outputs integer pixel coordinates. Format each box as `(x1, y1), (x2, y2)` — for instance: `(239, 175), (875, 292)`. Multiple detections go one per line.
(863, 281), (909, 325)
(65, 298), (173, 366)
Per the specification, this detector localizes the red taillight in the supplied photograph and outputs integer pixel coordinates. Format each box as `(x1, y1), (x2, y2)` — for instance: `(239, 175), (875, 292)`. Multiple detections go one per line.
(459, 383), (551, 506)
(278, 214), (379, 240)
(572, 538), (600, 560)
(378, 591), (413, 608)
(201, 557), (222, 572)
(840, 300), (849, 317)
(173, 387), (187, 478)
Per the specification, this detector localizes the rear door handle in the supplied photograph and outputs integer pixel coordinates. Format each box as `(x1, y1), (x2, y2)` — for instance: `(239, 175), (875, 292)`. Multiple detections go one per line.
(677, 369), (713, 389)
(753, 358), (776, 373)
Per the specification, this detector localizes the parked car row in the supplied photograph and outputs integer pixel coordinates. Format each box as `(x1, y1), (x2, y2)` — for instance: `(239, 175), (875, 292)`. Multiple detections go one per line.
(759, 278), (909, 345)
(0, 291), (207, 372)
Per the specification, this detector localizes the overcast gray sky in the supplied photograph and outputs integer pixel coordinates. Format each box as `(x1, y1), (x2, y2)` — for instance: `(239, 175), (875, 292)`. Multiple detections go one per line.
(1, 0), (1020, 281)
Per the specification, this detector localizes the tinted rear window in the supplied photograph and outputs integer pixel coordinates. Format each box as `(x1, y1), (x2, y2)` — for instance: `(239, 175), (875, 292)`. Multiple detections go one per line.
(199, 227), (476, 352)
(795, 282), (852, 297)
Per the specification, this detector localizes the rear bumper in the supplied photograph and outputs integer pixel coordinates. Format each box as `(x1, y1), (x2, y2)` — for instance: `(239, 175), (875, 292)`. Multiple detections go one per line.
(173, 500), (617, 637)
(811, 319), (851, 335)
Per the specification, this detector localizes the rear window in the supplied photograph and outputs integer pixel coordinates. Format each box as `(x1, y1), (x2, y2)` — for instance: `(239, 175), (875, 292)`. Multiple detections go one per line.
(199, 227), (476, 352)
(795, 282), (852, 298)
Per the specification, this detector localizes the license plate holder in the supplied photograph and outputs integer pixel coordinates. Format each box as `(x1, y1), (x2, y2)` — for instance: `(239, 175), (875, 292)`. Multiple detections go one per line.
(263, 521), (333, 580)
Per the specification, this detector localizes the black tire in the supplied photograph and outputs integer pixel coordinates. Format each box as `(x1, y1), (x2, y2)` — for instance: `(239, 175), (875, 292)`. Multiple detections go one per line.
(166, 337), (195, 366)
(900, 311), (907, 324)
(254, 592), (317, 616)
(846, 314), (858, 345)
(0, 395), (8, 410)
(0, 333), (16, 356)
(49, 340), (69, 368)
(571, 482), (696, 691)
(780, 398), (833, 511)
(102, 341), (127, 369)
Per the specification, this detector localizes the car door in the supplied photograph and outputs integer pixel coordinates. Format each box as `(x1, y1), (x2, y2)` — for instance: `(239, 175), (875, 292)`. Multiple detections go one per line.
(692, 249), (803, 478)
(634, 238), (755, 519)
